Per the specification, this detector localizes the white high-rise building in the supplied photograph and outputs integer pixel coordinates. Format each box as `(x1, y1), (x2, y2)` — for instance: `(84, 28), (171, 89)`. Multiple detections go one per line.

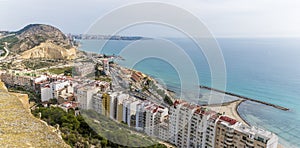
(77, 86), (99, 110)
(92, 93), (103, 114)
(168, 100), (219, 148)
(41, 85), (53, 102)
(122, 97), (140, 127)
(135, 101), (149, 131)
(144, 104), (168, 138)
(109, 92), (119, 120)
(102, 59), (110, 75)
(215, 116), (278, 148)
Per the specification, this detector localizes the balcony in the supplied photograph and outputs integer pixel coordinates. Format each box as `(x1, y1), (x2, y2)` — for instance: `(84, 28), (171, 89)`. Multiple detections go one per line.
(225, 132), (234, 137)
(226, 137), (233, 142)
(246, 140), (254, 147)
(224, 140), (233, 146)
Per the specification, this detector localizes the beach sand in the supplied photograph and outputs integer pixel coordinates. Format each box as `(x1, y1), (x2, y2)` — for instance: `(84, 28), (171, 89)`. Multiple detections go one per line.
(204, 99), (248, 125)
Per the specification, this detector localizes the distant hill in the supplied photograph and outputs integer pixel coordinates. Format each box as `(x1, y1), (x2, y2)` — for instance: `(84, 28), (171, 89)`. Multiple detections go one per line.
(0, 24), (76, 59)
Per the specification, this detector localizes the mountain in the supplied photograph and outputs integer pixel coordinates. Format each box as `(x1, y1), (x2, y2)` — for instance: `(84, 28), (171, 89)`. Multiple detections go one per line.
(0, 80), (70, 147)
(0, 24), (76, 59)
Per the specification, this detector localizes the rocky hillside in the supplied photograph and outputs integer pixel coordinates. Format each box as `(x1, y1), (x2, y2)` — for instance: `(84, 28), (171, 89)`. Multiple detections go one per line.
(0, 80), (70, 147)
(21, 42), (76, 60)
(0, 24), (76, 59)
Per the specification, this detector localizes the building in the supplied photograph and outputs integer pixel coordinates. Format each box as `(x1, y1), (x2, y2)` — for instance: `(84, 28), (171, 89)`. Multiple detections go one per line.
(168, 100), (220, 148)
(102, 59), (110, 75)
(197, 108), (219, 148)
(169, 100), (192, 146)
(215, 116), (278, 148)
(122, 98), (140, 127)
(159, 116), (170, 141)
(116, 93), (129, 122)
(102, 93), (111, 117)
(95, 81), (110, 92)
(51, 80), (70, 99)
(87, 94), (279, 148)
(131, 71), (144, 83)
(135, 101), (151, 131)
(57, 85), (74, 104)
(0, 73), (33, 88)
(92, 93), (103, 114)
(144, 104), (168, 138)
(76, 86), (99, 110)
(41, 84), (53, 102)
(74, 62), (95, 77)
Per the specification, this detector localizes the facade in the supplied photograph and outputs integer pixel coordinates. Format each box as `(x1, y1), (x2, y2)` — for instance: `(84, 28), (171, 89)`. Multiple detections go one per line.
(76, 86), (98, 110)
(109, 92), (118, 119)
(116, 94), (129, 122)
(101, 93), (111, 117)
(102, 59), (110, 75)
(144, 104), (168, 138)
(0, 73), (33, 88)
(51, 80), (70, 99)
(135, 101), (150, 131)
(74, 62), (95, 77)
(122, 98), (140, 127)
(92, 93), (103, 114)
(41, 85), (53, 102)
(169, 100), (220, 148)
(215, 116), (278, 148)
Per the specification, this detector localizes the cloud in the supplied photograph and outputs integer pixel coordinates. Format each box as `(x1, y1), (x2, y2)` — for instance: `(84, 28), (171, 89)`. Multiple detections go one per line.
(0, 0), (300, 37)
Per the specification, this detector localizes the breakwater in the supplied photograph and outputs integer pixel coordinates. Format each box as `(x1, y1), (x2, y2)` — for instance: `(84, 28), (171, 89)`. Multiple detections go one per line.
(199, 85), (289, 111)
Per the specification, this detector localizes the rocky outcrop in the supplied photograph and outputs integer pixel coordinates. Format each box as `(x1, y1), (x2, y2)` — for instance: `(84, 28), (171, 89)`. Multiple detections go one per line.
(0, 80), (70, 147)
(21, 42), (76, 60)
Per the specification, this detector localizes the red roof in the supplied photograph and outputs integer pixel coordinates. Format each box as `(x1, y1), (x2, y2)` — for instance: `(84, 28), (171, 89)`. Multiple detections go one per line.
(219, 116), (237, 125)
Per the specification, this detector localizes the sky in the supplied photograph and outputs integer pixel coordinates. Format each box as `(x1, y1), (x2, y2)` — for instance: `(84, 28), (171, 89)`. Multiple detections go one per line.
(0, 0), (300, 37)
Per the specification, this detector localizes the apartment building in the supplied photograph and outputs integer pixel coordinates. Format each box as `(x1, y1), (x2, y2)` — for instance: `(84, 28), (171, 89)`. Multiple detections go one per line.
(116, 93), (129, 122)
(41, 84), (53, 102)
(0, 73), (33, 88)
(74, 62), (95, 77)
(215, 116), (278, 148)
(144, 104), (168, 138)
(92, 93), (103, 114)
(76, 85), (99, 110)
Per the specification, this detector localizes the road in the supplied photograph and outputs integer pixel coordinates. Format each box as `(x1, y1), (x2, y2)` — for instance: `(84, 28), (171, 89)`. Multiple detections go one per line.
(0, 47), (9, 61)
(110, 66), (168, 107)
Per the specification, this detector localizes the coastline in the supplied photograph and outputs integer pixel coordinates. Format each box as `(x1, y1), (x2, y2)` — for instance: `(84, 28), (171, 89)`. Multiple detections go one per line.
(204, 99), (249, 126)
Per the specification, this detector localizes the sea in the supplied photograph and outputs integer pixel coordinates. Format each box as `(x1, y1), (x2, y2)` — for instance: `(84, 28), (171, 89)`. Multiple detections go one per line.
(78, 38), (300, 147)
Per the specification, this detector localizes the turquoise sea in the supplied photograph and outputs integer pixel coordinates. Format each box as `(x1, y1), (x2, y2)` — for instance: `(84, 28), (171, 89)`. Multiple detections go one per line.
(79, 38), (300, 147)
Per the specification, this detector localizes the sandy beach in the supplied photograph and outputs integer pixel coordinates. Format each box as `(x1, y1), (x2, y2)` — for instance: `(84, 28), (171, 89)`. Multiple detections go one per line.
(204, 99), (248, 125)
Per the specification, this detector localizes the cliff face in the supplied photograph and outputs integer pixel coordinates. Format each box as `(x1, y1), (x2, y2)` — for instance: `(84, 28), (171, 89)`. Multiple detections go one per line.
(20, 42), (76, 60)
(0, 80), (70, 147)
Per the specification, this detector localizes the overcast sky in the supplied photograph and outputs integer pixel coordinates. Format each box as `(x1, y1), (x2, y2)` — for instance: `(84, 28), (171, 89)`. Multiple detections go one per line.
(0, 0), (300, 37)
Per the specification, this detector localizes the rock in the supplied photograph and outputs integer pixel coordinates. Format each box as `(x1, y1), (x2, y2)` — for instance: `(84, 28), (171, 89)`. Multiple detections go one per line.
(0, 80), (70, 147)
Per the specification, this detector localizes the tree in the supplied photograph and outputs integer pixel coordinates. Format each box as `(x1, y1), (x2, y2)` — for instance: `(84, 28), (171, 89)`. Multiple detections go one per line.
(49, 98), (57, 104)
(101, 139), (108, 147)
(164, 95), (173, 106)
